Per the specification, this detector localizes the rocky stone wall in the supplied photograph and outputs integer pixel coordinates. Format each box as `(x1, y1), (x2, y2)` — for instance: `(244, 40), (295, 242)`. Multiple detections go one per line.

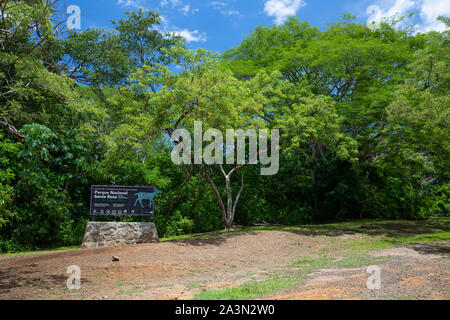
(81, 222), (159, 248)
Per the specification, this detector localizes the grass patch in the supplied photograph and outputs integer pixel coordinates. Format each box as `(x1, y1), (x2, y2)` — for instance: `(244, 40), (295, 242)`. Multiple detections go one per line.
(310, 220), (381, 228)
(189, 269), (202, 274)
(291, 257), (334, 270)
(188, 283), (203, 289)
(0, 246), (80, 258)
(162, 217), (450, 246)
(160, 231), (219, 242)
(341, 238), (393, 252)
(334, 254), (389, 268)
(395, 231), (450, 244)
(160, 225), (303, 243)
(160, 220), (392, 243)
(117, 287), (145, 296)
(291, 254), (389, 275)
(341, 231), (450, 253)
(195, 277), (298, 300)
(195, 252), (386, 300)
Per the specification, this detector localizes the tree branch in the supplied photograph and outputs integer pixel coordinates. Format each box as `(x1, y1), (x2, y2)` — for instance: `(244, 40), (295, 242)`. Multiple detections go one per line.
(0, 119), (25, 142)
(232, 174), (244, 221)
(204, 173), (227, 225)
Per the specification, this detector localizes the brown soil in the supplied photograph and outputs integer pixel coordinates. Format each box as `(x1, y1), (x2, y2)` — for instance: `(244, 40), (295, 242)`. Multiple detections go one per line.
(0, 230), (448, 300)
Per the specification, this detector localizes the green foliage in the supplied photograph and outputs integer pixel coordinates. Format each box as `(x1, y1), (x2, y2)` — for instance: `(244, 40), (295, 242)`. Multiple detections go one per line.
(0, 132), (20, 227)
(0, 2), (448, 251)
(425, 183), (450, 217)
(164, 211), (195, 237)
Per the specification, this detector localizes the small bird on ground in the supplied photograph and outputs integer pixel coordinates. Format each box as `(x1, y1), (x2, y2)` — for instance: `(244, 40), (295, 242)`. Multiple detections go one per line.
(112, 256), (120, 262)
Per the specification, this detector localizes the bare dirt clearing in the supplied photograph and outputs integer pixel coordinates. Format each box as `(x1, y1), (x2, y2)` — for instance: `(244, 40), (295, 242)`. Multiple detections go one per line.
(0, 220), (449, 300)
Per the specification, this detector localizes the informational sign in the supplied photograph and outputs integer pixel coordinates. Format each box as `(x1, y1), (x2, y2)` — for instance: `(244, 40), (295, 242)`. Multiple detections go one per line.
(89, 185), (161, 217)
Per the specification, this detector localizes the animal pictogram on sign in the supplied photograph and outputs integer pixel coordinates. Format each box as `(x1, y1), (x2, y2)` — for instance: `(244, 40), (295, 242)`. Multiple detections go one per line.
(134, 188), (162, 209)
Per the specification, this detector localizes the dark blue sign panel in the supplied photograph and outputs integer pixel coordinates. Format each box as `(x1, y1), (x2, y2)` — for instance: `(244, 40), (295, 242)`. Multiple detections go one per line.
(90, 185), (161, 217)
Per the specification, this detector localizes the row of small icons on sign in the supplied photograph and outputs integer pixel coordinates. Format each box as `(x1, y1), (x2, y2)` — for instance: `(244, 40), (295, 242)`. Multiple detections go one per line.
(92, 210), (135, 215)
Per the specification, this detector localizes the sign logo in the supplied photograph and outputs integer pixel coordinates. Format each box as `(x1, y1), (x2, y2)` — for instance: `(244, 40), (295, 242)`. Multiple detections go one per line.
(90, 186), (162, 217)
(134, 190), (162, 209)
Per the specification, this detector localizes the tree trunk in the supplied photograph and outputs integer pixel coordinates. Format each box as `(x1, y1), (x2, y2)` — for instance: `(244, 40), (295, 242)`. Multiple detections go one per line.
(204, 173), (228, 227)
(205, 165), (247, 230)
(220, 164), (246, 229)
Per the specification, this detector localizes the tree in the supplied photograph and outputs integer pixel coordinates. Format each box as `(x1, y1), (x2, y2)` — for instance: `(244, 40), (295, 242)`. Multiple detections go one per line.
(275, 88), (358, 214)
(61, 9), (181, 88)
(0, 0), (74, 129)
(112, 47), (276, 229)
(376, 26), (450, 217)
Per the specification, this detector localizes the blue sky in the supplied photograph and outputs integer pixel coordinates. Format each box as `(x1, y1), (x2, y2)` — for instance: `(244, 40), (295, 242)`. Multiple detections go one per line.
(69, 0), (450, 53)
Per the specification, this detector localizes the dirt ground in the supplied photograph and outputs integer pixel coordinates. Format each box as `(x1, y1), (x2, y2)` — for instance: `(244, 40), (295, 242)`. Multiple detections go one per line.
(271, 244), (450, 300)
(0, 223), (449, 300)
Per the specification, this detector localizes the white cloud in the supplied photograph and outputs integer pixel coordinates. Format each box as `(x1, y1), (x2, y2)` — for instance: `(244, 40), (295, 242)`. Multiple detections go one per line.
(117, 0), (144, 9)
(180, 4), (191, 16)
(366, 0), (450, 33)
(156, 15), (207, 43)
(160, 0), (181, 7)
(160, 0), (199, 16)
(171, 29), (207, 42)
(264, 0), (306, 25)
(366, 0), (415, 30)
(418, 0), (450, 32)
(179, 4), (200, 16)
(116, 1), (204, 43)
(223, 10), (240, 16)
(210, 1), (240, 17)
(384, 0), (415, 17)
